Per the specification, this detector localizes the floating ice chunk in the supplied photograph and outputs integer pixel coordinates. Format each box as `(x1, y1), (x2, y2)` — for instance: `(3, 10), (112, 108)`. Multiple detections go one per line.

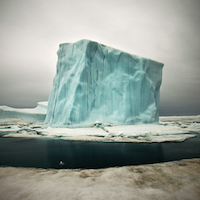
(0, 124), (21, 132)
(59, 161), (65, 166)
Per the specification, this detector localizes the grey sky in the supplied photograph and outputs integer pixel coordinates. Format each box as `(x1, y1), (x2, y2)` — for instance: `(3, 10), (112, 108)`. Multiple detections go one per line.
(0, 0), (200, 115)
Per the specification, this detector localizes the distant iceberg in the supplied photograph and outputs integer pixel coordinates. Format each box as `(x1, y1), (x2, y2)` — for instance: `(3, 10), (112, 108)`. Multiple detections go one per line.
(0, 102), (47, 121)
(44, 39), (164, 127)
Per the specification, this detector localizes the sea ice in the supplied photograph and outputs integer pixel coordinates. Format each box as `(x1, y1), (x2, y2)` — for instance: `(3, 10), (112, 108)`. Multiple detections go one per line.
(1, 116), (199, 142)
(1, 159), (200, 200)
(44, 39), (164, 127)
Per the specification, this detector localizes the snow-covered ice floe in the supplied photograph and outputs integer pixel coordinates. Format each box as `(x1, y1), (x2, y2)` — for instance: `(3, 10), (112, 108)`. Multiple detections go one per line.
(0, 158), (200, 200)
(0, 115), (199, 143)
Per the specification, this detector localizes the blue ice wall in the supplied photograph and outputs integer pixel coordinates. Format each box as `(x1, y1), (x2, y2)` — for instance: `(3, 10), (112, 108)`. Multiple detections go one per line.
(44, 39), (164, 127)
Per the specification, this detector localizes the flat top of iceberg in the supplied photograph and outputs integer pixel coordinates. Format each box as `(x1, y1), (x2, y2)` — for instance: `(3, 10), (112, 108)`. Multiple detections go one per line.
(59, 39), (164, 66)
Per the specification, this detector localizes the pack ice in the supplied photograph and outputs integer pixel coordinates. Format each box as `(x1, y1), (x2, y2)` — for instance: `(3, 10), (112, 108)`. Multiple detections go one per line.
(44, 39), (164, 127)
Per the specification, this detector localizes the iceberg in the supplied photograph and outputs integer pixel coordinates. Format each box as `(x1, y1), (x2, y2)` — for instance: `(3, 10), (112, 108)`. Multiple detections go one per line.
(43, 39), (164, 127)
(0, 102), (47, 121)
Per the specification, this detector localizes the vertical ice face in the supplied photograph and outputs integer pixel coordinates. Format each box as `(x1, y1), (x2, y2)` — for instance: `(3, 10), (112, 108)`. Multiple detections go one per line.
(44, 39), (164, 127)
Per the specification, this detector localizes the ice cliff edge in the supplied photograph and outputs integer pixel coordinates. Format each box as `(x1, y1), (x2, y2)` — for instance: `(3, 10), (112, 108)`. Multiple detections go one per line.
(44, 39), (164, 127)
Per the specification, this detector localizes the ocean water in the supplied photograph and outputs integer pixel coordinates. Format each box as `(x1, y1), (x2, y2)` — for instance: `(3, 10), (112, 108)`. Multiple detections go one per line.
(0, 132), (199, 169)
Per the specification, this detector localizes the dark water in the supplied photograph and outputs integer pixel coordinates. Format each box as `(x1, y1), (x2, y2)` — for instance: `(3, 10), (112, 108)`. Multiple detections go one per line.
(0, 132), (200, 169)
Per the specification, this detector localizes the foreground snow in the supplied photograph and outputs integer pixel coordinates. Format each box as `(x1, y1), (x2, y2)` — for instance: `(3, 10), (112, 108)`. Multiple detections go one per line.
(0, 158), (199, 200)
(0, 115), (199, 142)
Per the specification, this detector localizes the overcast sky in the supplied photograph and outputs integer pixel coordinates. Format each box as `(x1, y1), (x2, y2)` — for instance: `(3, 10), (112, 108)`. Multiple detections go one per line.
(0, 0), (200, 115)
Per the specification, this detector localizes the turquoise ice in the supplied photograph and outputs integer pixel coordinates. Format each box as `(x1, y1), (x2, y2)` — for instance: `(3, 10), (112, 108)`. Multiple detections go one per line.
(44, 39), (164, 127)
